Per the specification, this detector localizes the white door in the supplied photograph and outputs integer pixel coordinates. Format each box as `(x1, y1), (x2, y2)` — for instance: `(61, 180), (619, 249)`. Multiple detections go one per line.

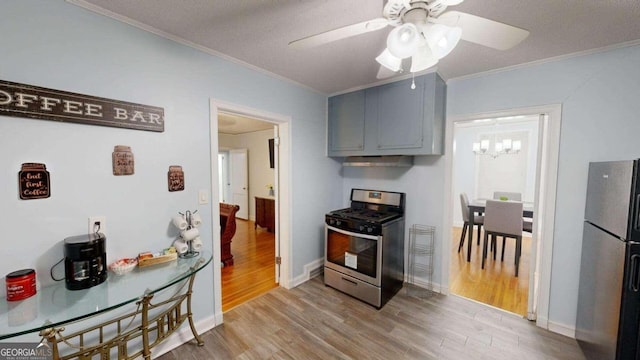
(230, 148), (249, 219)
(218, 152), (230, 203)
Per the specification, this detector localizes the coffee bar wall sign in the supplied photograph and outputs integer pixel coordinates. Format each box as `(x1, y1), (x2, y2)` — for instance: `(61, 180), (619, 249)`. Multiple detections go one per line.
(168, 166), (184, 192)
(113, 145), (134, 176)
(0, 80), (164, 132)
(19, 163), (50, 200)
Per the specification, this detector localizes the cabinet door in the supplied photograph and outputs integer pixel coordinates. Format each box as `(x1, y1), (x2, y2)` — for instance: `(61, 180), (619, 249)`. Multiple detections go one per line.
(255, 197), (263, 225)
(265, 198), (275, 232)
(328, 90), (365, 155)
(373, 77), (424, 151)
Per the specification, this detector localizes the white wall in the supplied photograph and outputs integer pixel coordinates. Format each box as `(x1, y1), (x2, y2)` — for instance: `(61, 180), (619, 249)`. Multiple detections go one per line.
(219, 129), (275, 220)
(0, 0), (342, 342)
(452, 119), (539, 225)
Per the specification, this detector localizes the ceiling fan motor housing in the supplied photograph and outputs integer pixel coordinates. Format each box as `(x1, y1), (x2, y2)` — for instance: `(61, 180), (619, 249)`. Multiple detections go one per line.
(384, 0), (450, 27)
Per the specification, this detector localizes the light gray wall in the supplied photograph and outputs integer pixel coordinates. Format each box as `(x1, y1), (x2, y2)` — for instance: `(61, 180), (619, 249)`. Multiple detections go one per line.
(0, 0), (341, 340)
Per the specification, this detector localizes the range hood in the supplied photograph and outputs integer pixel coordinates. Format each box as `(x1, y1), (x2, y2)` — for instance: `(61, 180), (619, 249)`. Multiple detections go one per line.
(342, 155), (413, 167)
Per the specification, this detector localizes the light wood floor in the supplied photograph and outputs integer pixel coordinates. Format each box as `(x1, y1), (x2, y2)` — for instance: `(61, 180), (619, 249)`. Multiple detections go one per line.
(450, 226), (531, 316)
(221, 219), (278, 312)
(159, 275), (584, 360)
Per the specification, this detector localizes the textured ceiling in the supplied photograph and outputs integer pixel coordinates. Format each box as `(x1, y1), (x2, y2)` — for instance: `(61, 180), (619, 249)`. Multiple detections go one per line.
(70, 0), (640, 94)
(218, 112), (274, 135)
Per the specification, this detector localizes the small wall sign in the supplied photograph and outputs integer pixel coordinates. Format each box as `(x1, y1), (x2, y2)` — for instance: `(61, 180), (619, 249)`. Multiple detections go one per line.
(18, 163), (50, 200)
(168, 166), (185, 192)
(0, 80), (164, 132)
(112, 145), (134, 176)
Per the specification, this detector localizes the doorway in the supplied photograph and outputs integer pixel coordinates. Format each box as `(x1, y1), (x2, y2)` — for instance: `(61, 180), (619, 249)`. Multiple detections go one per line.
(450, 115), (539, 316)
(209, 99), (291, 324)
(218, 113), (276, 311)
(443, 104), (561, 329)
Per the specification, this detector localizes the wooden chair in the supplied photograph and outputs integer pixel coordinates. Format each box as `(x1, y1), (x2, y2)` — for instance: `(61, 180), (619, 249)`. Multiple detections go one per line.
(220, 203), (240, 267)
(482, 200), (524, 276)
(457, 193), (485, 253)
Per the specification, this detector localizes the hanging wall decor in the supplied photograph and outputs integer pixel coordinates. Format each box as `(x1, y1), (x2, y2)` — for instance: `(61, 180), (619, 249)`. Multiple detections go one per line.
(168, 165), (184, 192)
(0, 80), (164, 132)
(18, 163), (50, 200)
(112, 145), (134, 176)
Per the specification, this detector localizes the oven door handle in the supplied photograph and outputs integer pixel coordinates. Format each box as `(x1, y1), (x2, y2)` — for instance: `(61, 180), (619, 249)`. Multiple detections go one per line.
(325, 224), (381, 241)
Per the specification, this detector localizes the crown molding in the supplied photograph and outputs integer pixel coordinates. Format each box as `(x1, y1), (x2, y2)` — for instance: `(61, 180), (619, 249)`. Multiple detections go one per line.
(447, 38), (640, 84)
(65, 0), (324, 95)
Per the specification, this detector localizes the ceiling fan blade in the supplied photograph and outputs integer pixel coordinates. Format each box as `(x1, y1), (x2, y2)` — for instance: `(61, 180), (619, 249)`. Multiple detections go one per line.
(289, 18), (389, 49)
(376, 65), (398, 79)
(435, 11), (529, 50)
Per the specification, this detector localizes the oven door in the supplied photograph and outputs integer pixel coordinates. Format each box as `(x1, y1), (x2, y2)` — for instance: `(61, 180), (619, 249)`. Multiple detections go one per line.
(325, 224), (382, 286)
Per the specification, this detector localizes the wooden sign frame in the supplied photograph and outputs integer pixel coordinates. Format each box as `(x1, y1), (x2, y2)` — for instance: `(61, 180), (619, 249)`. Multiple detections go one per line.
(0, 80), (164, 132)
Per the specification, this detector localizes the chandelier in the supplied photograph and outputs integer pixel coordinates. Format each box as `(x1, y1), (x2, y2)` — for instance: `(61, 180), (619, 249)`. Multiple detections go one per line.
(473, 138), (521, 158)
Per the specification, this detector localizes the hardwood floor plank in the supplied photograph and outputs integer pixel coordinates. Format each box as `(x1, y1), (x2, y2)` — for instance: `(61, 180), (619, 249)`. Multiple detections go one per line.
(159, 277), (585, 360)
(222, 219), (277, 312)
(450, 226), (530, 316)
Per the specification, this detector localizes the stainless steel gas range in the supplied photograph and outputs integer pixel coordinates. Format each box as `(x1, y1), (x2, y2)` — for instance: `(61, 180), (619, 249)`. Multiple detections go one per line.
(324, 189), (405, 308)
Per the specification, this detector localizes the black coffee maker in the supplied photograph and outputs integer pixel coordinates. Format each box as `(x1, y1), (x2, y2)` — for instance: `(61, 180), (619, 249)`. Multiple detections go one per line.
(64, 233), (107, 290)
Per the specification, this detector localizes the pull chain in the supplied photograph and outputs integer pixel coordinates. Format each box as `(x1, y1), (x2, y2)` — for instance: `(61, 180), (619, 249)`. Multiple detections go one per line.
(411, 73), (416, 90)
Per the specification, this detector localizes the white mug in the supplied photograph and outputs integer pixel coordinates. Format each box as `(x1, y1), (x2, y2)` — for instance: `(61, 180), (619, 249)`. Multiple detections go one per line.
(181, 227), (200, 241)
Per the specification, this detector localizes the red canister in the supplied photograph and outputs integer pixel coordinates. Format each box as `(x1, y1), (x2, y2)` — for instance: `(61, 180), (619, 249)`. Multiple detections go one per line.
(6, 269), (36, 301)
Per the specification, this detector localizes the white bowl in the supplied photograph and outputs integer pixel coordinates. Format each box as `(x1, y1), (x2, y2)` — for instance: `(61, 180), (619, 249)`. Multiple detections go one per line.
(108, 258), (138, 275)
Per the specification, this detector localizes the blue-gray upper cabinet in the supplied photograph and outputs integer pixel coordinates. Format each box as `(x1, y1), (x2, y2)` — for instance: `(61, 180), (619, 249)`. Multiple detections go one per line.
(327, 73), (445, 157)
(327, 90), (365, 155)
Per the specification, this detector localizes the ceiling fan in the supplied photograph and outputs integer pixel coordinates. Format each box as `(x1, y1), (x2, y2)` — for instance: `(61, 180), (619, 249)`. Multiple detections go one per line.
(289, 0), (529, 79)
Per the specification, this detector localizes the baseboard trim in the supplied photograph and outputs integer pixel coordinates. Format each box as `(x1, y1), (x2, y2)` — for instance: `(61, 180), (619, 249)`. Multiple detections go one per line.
(547, 320), (576, 339)
(151, 315), (217, 358)
(287, 258), (323, 289)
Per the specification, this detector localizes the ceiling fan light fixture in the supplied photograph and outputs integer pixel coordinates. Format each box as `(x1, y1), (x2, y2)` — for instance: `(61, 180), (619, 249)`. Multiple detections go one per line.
(424, 23), (462, 59)
(410, 44), (438, 72)
(375, 48), (402, 72)
(386, 23), (421, 59)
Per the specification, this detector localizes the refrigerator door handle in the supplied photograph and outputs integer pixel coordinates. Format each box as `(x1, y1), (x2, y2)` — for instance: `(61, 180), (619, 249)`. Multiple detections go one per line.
(635, 194), (640, 230)
(630, 254), (640, 292)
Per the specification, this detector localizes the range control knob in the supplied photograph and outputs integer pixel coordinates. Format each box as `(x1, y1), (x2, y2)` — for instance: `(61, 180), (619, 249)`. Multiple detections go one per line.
(336, 220), (341, 226)
(329, 219), (335, 225)
(359, 225), (364, 231)
(367, 227), (373, 233)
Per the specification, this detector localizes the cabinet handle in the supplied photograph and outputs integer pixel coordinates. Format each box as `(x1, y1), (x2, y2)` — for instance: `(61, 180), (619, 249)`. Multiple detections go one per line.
(630, 254), (640, 292)
(341, 277), (358, 286)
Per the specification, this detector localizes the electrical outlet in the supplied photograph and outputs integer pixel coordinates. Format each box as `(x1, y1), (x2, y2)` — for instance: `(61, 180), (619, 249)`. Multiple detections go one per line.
(88, 216), (106, 235)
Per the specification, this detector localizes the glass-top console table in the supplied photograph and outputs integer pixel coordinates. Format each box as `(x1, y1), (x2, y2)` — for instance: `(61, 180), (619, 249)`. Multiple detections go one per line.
(0, 250), (212, 359)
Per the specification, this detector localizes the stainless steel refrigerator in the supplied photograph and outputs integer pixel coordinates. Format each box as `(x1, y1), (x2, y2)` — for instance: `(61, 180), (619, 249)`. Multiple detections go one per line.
(576, 160), (640, 359)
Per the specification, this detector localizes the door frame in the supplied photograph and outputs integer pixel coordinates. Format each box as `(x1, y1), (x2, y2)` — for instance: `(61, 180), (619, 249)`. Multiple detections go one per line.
(209, 99), (291, 325)
(442, 104), (562, 330)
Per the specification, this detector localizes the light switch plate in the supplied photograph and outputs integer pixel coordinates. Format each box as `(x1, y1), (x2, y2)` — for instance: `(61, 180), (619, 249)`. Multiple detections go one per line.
(198, 190), (209, 204)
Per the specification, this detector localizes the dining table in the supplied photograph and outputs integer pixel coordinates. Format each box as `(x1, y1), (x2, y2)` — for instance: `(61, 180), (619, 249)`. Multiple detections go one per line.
(466, 200), (534, 262)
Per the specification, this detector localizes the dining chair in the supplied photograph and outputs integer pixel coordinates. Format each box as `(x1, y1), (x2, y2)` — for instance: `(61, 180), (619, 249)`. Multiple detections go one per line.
(482, 200), (524, 277)
(457, 193), (484, 254)
(493, 191), (522, 201)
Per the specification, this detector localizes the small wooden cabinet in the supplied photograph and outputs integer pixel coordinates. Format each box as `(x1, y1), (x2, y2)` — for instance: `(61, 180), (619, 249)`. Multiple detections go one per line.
(255, 196), (275, 232)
